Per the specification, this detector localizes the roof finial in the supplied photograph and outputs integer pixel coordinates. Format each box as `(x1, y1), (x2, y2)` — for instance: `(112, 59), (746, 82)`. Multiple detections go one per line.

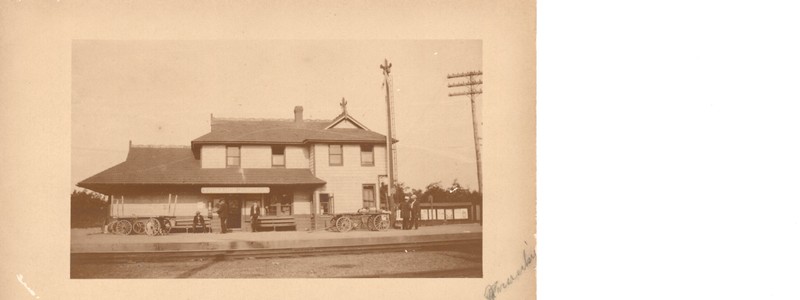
(380, 58), (392, 75)
(340, 97), (348, 114)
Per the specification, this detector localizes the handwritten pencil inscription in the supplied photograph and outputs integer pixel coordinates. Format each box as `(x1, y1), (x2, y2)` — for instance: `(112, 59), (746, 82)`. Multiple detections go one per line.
(484, 242), (536, 300)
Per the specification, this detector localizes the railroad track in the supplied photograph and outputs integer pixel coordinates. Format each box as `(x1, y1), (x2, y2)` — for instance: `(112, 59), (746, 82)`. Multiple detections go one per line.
(347, 267), (483, 278)
(71, 238), (481, 264)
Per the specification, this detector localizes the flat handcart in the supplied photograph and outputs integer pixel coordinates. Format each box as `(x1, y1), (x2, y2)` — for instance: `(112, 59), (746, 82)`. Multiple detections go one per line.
(329, 208), (390, 232)
(105, 193), (182, 236)
(107, 215), (176, 236)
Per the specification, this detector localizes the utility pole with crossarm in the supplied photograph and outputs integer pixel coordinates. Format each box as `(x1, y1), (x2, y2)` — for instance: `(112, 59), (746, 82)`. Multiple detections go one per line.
(447, 70), (483, 194)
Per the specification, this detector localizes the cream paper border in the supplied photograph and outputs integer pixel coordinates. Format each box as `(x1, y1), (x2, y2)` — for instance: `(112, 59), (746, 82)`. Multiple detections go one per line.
(0, 1), (535, 299)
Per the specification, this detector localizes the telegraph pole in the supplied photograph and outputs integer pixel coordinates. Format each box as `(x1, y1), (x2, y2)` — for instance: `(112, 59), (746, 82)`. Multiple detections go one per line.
(447, 71), (483, 193)
(381, 59), (398, 225)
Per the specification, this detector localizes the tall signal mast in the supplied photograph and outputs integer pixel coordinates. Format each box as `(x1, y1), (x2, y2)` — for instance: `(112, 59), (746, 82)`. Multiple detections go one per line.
(381, 59), (398, 213)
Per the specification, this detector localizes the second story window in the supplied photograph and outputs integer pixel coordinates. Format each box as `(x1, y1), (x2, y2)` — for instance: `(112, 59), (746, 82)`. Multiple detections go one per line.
(361, 145), (374, 166)
(226, 146), (240, 168)
(329, 144), (343, 166)
(272, 146), (285, 168)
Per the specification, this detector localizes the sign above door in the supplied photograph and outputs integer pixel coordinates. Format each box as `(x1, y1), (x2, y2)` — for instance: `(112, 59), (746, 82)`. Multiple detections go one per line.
(201, 187), (270, 194)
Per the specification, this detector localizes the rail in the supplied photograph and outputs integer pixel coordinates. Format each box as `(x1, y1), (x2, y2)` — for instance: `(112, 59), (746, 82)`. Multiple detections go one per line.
(71, 237), (481, 264)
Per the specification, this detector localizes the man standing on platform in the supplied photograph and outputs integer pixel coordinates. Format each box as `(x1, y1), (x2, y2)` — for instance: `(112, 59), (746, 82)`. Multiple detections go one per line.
(250, 202), (260, 232)
(410, 195), (421, 230)
(400, 196), (411, 230)
(217, 199), (229, 234)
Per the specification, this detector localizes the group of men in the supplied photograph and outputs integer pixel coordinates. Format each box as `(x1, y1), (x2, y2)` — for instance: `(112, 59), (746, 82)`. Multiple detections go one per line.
(215, 199), (260, 234)
(400, 194), (422, 230)
(189, 199), (227, 234)
(198, 199), (262, 234)
(197, 197), (425, 233)
(190, 199), (232, 234)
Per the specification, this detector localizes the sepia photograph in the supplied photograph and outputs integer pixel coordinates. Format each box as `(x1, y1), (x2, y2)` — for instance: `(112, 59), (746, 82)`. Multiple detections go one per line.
(2, 2), (534, 299)
(70, 40), (484, 279)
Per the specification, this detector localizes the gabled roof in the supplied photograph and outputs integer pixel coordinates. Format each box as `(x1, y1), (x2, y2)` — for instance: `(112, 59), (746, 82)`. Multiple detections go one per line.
(325, 111), (370, 130)
(191, 112), (395, 150)
(78, 146), (326, 192)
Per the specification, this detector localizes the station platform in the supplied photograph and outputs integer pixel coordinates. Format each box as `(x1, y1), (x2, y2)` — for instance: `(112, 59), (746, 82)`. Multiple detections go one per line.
(71, 223), (482, 253)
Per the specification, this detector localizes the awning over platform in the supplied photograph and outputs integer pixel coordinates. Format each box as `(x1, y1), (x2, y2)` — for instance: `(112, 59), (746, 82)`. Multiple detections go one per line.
(78, 146), (326, 192)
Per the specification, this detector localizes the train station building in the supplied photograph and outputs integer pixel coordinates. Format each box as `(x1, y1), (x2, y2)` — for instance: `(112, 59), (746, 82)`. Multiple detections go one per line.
(78, 101), (394, 231)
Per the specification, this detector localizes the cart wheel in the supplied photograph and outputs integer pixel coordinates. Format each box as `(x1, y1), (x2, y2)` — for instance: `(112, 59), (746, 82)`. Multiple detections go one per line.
(132, 221), (146, 235)
(366, 215), (377, 231)
(112, 220), (125, 235)
(107, 220), (118, 234)
(145, 218), (160, 236)
(117, 219), (133, 235)
(376, 214), (389, 231)
(336, 216), (352, 232)
(161, 219), (172, 235)
(330, 216), (340, 231)
(369, 215), (382, 231)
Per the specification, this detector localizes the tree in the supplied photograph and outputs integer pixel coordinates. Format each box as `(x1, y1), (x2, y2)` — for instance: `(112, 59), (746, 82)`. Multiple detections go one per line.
(381, 179), (483, 225)
(71, 189), (108, 228)
(421, 179), (482, 205)
(421, 181), (447, 203)
(470, 190), (483, 206)
(380, 180), (412, 207)
(411, 188), (423, 199)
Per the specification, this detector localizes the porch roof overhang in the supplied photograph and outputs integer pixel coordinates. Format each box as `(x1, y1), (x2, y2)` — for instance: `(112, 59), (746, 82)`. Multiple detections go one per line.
(77, 146), (326, 194)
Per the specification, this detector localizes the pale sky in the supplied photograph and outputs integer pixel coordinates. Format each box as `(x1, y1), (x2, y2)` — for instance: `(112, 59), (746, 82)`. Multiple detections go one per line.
(71, 40), (482, 192)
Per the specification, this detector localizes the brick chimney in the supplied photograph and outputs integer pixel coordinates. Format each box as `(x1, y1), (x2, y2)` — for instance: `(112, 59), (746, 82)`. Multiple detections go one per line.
(294, 106), (303, 123)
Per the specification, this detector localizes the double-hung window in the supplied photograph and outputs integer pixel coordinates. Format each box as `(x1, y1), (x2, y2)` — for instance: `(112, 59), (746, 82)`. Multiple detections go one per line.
(226, 146), (240, 168)
(362, 184), (376, 209)
(329, 144), (343, 166)
(360, 145), (374, 166)
(272, 146), (285, 167)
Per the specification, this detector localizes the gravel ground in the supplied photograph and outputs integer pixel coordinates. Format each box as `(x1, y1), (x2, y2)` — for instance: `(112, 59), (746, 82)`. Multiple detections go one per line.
(71, 249), (481, 278)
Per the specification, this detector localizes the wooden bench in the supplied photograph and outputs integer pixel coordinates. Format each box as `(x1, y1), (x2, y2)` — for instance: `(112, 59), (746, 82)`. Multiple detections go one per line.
(172, 218), (210, 233)
(251, 216), (296, 231)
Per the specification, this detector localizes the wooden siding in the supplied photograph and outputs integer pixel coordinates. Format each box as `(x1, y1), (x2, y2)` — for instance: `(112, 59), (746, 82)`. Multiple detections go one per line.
(293, 191), (313, 215)
(312, 143), (387, 213)
(241, 145), (271, 168)
(204, 145), (311, 169)
(110, 192), (210, 218)
(294, 214), (313, 231)
(285, 146), (310, 168)
(201, 145), (226, 168)
(309, 145), (316, 174)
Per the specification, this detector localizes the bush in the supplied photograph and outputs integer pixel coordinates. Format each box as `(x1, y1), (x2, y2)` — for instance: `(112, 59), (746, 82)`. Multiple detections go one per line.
(71, 189), (108, 228)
